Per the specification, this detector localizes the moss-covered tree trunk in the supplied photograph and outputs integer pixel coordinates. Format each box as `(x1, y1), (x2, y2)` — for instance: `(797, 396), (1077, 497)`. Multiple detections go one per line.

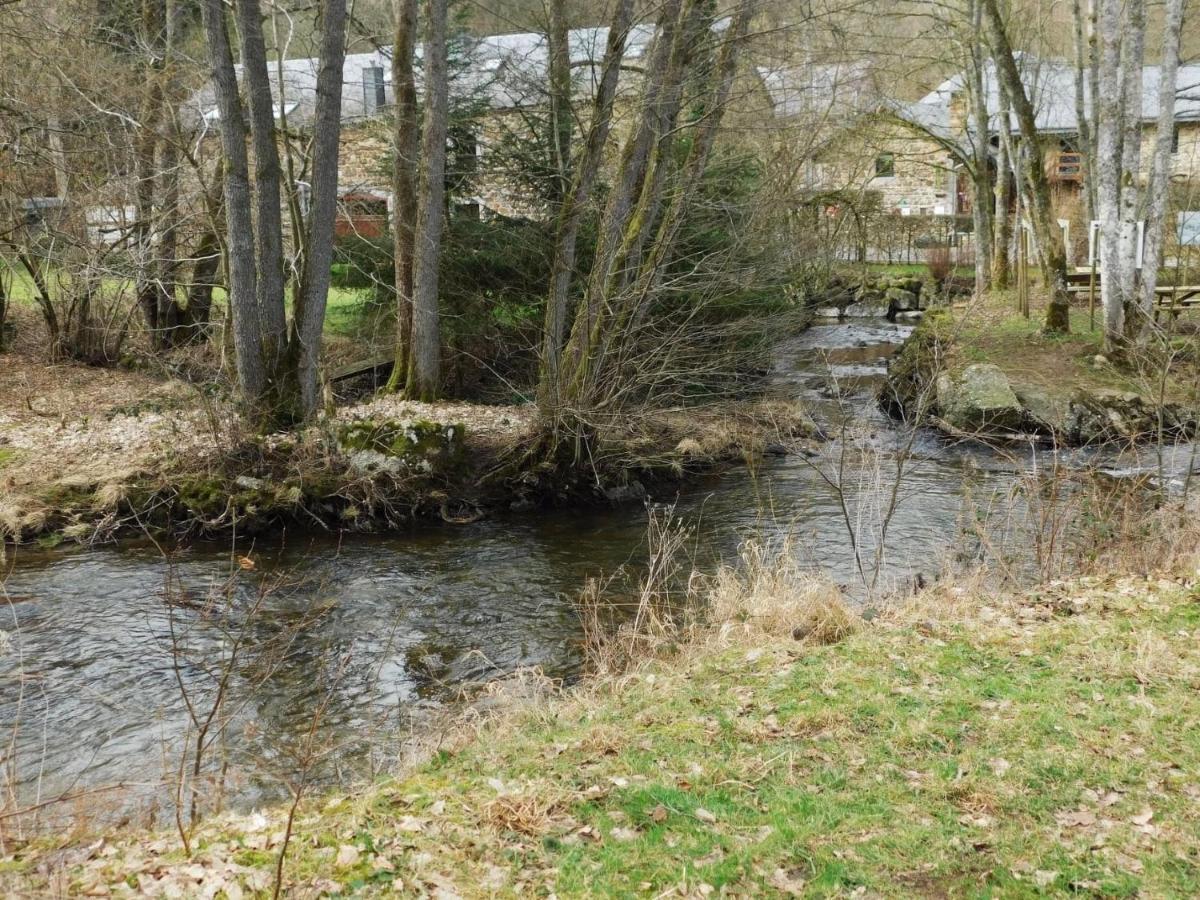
(404, 0), (450, 402)
(386, 0), (419, 392)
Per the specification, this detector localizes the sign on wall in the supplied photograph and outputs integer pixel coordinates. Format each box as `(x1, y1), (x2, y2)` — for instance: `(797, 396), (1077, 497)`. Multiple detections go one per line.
(1179, 212), (1200, 247)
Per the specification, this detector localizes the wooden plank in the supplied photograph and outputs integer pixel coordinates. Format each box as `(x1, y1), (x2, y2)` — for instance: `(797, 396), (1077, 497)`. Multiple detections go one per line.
(329, 355), (396, 383)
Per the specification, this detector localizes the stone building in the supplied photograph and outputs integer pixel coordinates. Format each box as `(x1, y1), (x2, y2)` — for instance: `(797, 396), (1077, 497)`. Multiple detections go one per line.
(767, 54), (1200, 223)
(189, 25), (660, 235)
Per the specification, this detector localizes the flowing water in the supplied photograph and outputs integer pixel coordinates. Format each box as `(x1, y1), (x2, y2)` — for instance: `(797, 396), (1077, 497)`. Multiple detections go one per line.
(1, 318), (1193, 819)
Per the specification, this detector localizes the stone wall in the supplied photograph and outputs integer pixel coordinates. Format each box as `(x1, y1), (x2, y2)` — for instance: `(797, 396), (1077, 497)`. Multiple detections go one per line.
(810, 120), (958, 215)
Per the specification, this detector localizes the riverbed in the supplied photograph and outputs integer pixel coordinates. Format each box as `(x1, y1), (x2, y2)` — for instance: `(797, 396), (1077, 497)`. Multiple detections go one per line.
(0, 317), (1190, 821)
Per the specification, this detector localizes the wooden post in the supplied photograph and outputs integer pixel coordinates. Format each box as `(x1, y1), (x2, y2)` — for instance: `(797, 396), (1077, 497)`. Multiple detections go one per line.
(1018, 229), (1029, 318)
(1088, 252), (1097, 331)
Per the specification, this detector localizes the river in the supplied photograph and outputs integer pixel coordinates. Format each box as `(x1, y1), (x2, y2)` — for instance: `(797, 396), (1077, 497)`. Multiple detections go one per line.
(0, 317), (1190, 821)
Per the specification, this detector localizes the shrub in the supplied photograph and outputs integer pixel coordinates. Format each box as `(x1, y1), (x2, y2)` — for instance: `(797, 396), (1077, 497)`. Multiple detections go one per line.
(926, 244), (953, 287)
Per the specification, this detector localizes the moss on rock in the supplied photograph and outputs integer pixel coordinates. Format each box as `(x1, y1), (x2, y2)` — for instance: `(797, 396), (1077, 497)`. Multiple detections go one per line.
(336, 418), (466, 475)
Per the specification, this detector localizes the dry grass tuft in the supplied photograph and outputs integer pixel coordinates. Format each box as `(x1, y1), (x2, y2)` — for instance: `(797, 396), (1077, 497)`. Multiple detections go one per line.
(703, 538), (858, 646)
(484, 794), (565, 837)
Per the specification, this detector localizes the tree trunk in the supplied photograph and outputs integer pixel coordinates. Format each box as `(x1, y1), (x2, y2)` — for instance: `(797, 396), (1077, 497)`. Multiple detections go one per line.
(538, 0), (635, 409)
(200, 0), (266, 400)
(982, 0), (1071, 332)
(1087, 0), (1100, 217)
(404, 0), (450, 401)
(202, 0), (346, 424)
(561, 0), (690, 393)
(234, 0), (289, 382)
(625, 0), (756, 309)
(992, 87), (1012, 289)
(1136, 0), (1183, 325)
(1072, 0), (1096, 224)
(386, 0), (419, 392)
(135, 0), (166, 344)
(1095, 0), (1124, 344)
(967, 0), (993, 294)
(1116, 0), (1145, 341)
(287, 0), (347, 415)
(547, 0), (573, 208)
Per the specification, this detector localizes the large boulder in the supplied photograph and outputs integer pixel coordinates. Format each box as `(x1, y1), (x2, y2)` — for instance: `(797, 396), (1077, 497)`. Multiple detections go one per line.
(935, 364), (1025, 433)
(1013, 386), (1069, 436)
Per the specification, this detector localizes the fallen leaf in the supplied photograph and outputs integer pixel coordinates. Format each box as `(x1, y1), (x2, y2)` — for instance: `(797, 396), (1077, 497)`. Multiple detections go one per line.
(1130, 808), (1154, 826)
(1033, 870), (1058, 888)
(335, 845), (360, 868)
(1056, 809), (1097, 828)
(768, 868), (807, 896)
(694, 807), (717, 824)
(611, 827), (639, 841)
(649, 804), (668, 824)
(237, 555), (256, 571)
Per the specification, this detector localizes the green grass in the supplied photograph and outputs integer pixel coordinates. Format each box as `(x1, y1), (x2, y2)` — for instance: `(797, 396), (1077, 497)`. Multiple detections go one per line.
(945, 292), (1199, 405)
(3, 264), (375, 339)
(862, 262), (976, 278)
(15, 576), (1200, 897)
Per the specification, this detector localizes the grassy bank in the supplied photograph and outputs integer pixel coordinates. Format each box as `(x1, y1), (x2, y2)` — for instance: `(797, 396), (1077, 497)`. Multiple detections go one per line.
(883, 291), (1200, 445)
(951, 297), (1200, 406)
(7, 545), (1200, 897)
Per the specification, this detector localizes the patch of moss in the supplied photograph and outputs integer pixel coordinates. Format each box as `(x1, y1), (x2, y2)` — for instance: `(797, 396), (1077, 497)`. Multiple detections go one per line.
(336, 418), (467, 472)
(0, 447), (18, 468)
(878, 309), (949, 417)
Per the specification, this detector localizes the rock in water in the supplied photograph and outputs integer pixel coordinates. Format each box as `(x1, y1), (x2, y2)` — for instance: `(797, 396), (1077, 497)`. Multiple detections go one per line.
(885, 288), (920, 313)
(843, 300), (890, 318)
(935, 364), (1025, 433)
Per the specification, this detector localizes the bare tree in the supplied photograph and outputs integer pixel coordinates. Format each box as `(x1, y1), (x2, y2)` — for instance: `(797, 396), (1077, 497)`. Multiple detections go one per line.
(200, 0), (347, 425)
(1094, 0), (1148, 351)
(404, 0), (450, 401)
(539, 0), (636, 410)
(966, 0), (994, 294)
(1071, 0), (1097, 224)
(1137, 0), (1185, 320)
(982, 0), (1073, 332)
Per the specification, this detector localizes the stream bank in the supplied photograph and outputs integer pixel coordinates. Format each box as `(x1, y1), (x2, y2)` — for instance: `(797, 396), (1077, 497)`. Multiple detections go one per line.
(881, 300), (1200, 446)
(7, 558), (1200, 898)
(5, 312), (1198, 847)
(0, 336), (817, 547)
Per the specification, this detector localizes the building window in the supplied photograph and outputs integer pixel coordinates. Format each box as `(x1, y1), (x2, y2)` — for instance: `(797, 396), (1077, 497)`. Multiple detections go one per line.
(875, 153), (895, 178)
(362, 66), (386, 114)
(1172, 124), (1181, 154)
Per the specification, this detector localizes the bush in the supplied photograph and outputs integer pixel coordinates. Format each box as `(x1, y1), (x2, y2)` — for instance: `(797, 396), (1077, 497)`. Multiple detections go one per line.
(926, 245), (953, 287)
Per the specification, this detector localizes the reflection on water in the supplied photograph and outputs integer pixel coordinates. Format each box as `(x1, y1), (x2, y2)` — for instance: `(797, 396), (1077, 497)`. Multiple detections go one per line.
(0, 318), (1189, 815)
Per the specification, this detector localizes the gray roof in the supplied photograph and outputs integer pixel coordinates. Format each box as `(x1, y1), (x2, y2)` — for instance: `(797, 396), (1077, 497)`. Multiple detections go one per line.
(756, 60), (879, 119)
(191, 25), (657, 127)
(893, 55), (1200, 145)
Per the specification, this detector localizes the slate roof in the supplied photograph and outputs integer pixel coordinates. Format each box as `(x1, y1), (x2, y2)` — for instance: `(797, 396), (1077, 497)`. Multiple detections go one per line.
(755, 60), (879, 119)
(891, 55), (1200, 146)
(190, 25), (658, 127)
